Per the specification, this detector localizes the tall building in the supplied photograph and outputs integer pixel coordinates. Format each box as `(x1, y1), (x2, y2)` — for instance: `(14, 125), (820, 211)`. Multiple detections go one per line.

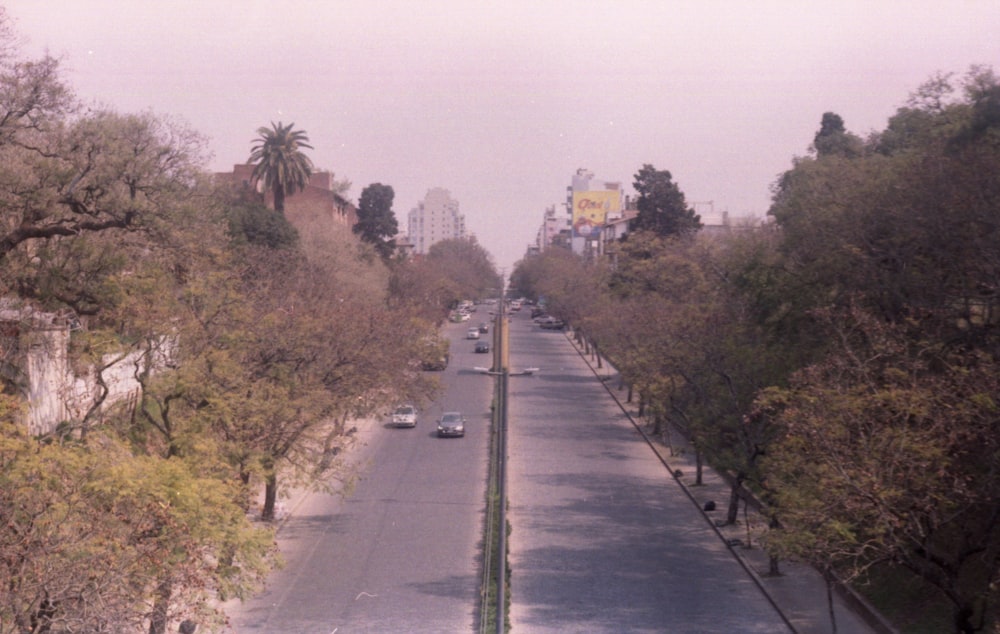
(407, 187), (466, 254)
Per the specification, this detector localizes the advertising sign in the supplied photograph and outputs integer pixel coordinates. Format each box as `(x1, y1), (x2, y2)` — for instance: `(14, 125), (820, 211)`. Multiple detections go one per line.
(572, 190), (620, 239)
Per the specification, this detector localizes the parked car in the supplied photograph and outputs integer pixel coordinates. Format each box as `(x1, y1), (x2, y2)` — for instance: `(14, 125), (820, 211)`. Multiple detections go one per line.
(391, 404), (418, 428)
(474, 340), (490, 353)
(437, 411), (466, 437)
(466, 328), (481, 339)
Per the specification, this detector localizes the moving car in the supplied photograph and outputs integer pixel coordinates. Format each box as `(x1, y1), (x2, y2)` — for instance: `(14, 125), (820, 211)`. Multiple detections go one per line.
(466, 328), (481, 339)
(437, 411), (466, 437)
(539, 316), (565, 330)
(391, 404), (418, 428)
(478, 322), (489, 333)
(474, 340), (490, 353)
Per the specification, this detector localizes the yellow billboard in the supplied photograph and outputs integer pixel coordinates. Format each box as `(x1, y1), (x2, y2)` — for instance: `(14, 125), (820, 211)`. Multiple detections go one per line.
(572, 190), (620, 239)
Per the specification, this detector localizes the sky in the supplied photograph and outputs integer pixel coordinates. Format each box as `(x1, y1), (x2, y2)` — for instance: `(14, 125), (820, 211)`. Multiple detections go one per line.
(6, 1), (1000, 273)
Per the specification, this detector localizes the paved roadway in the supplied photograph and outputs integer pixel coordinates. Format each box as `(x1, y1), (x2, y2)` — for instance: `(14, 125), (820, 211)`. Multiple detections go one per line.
(225, 317), (494, 633)
(506, 308), (793, 633)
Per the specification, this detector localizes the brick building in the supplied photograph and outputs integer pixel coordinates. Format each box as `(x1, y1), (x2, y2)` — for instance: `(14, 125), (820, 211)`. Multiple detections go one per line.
(216, 164), (358, 229)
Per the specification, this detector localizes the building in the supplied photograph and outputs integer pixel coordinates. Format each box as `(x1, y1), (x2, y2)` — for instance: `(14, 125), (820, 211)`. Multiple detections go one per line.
(215, 164), (358, 229)
(407, 187), (466, 255)
(565, 168), (624, 257)
(535, 204), (571, 253)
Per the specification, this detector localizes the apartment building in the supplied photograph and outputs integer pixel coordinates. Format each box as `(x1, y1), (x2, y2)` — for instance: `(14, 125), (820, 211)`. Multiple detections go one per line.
(407, 187), (466, 255)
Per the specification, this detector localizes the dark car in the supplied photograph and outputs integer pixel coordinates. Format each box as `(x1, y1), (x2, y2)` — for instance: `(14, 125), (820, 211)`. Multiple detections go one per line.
(474, 340), (490, 353)
(437, 412), (466, 437)
(478, 322), (489, 333)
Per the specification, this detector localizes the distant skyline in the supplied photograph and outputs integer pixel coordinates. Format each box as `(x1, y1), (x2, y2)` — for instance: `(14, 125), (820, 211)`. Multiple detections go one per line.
(7, 1), (1000, 272)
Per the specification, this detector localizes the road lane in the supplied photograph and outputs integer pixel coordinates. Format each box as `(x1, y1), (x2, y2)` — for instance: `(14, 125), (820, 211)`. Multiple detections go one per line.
(506, 310), (791, 633)
(225, 318), (493, 633)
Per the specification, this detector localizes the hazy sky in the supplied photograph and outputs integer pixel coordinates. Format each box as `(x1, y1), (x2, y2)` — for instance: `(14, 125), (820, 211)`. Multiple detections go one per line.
(7, 1), (999, 272)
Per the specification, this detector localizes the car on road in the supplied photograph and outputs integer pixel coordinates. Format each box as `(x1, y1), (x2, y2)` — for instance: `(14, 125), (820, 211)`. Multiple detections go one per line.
(390, 404), (418, 428)
(466, 328), (481, 339)
(538, 316), (565, 330)
(474, 340), (490, 353)
(437, 411), (466, 437)
(478, 322), (490, 333)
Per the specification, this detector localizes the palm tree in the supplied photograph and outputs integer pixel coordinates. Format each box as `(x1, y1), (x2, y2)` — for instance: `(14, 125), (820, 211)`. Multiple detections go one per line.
(248, 121), (314, 215)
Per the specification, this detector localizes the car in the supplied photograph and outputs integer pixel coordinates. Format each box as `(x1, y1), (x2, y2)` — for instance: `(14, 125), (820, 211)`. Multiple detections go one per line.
(437, 411), (466, 437)
(466, 328), (480, 339)
(539, 316), (565, 330)
(474, 340), (490, 353)
(478, 322), (490, 333)
(391, 404), (418, 428)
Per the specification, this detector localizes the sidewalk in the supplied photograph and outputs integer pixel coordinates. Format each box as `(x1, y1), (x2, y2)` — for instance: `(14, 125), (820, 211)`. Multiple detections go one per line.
(567, 334), (896, 634)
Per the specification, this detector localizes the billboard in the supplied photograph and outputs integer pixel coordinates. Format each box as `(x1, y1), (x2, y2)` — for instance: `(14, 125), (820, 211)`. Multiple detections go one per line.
(571, 190), (620, 239)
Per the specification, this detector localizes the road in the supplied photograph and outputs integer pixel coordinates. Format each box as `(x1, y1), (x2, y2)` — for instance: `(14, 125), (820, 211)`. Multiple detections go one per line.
(225, 305), (794, 633)
(506, 308), (793, 633)
(225, 317), (494, 633)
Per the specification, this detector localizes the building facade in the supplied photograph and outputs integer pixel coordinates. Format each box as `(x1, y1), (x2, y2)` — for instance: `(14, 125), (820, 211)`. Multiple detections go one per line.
(407, 187), (466, 255)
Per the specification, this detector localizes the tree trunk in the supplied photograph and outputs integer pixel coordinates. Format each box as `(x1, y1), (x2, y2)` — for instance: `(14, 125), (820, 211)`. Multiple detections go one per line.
(769, 554), (781, 577)
(726, 474), (745, 525)
(148, 578), (172, 634)
(695, 448), (704, 485)
(262, 471), (278, 521)
(274, 184), (286, 215)
(954, 604), (977, 634)
(767, 515), (781, 576)
(626, 384), (633, 402)
(825, 571), (838, 634)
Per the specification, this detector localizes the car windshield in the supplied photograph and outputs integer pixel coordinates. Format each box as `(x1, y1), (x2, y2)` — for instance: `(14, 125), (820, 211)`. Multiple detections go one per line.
(441, 413), (462, 424)
(394, 406), (414, 416)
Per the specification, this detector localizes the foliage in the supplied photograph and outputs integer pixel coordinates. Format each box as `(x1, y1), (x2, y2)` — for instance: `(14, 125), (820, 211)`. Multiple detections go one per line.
(225, 196), (299, 250)
(389, 237), (502, 321)
(353, 183), (399, 260)
(629, 164), (701, 237)
(248, 121), (314, 215)
(811, 111), (863, 157)
(0, 422), (276, 633)
(759, 306), (1000, 634)
(0, 13), (428, 628)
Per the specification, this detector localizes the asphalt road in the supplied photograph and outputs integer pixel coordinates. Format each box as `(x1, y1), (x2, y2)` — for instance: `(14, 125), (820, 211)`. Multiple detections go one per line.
(225, 317), (494, 633)
(506, 308), (793, 633)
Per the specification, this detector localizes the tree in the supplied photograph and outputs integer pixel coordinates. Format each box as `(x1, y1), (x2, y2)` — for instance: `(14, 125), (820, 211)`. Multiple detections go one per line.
(353, 183), (399, 260)
(630, 164), (701, 237)
(0, 421), (276, 633)
(226, 196), (299, 250)
(759, 306), (1000, 634)
(248, 121), (314, 216)
(812, 111), (863, 157)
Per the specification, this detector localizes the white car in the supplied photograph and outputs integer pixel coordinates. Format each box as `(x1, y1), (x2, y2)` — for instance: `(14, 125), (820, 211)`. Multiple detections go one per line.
(391, 404), (418, 428)
(466, 328), (481, 339)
